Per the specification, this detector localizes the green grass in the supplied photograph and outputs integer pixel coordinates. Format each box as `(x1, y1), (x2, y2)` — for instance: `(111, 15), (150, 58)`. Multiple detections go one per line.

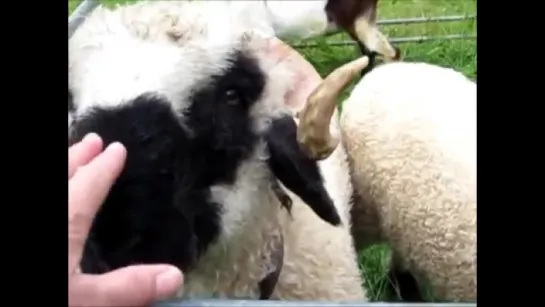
(69, 0), (476, 302)
(292, 0), (477, 104)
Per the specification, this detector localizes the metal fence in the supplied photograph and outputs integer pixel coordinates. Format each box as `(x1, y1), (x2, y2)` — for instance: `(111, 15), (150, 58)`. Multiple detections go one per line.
(68, 0), (99, 38)
(69, 0), (477, 46)
(68, 1), (476, 306)
(154, 300), (476, 307)
(293, 15), (476, 48)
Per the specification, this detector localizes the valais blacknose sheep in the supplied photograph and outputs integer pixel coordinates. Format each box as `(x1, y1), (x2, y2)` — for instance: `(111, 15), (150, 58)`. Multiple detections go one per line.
(68, 1), (366, 301)
(296, 60), (476, 301)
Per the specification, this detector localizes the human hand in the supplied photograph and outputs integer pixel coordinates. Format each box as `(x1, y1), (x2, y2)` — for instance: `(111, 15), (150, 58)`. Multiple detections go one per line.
(68, 133), (184, 307)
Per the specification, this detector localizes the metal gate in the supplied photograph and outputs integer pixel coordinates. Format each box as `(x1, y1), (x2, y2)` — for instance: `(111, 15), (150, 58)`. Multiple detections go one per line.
(293, 15), (476, 48)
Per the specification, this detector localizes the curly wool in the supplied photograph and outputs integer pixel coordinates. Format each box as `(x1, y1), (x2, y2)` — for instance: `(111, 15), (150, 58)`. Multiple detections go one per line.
(341, 61), (476, 301)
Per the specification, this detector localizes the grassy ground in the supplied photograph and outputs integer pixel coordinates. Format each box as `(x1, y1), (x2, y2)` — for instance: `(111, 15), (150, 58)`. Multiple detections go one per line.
(69, 0), (477, 302)
(290, 0), (477, 106)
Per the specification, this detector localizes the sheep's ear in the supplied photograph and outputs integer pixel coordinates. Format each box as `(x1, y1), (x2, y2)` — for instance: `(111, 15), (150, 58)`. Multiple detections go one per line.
(262, 37), (322, 114)
(265, 115), (342, 226)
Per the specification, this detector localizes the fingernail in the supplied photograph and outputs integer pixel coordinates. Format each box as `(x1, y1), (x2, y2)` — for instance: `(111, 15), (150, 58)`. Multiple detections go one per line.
(156, 267), (183, 298)
(104, 142), (124, 153)
(82, 133), (99, 143)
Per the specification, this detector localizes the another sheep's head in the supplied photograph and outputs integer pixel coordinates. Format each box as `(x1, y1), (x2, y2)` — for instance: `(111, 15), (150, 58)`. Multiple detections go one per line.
(325, 0), (401, 63)
(69, 4), (340, 275)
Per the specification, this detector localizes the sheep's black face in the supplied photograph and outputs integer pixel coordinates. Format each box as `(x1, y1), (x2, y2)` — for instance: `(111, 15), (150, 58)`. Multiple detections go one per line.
(69, 50), (266, 274)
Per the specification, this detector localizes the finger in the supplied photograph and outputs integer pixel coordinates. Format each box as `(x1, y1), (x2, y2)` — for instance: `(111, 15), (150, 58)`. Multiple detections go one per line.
(68, 133), (104, 178)
(69, 265), (183, 307)
(68, 142), (127, 272)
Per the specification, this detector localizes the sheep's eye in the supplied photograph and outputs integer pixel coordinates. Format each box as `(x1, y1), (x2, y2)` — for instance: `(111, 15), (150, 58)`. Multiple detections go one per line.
(224, 89), (241, 106)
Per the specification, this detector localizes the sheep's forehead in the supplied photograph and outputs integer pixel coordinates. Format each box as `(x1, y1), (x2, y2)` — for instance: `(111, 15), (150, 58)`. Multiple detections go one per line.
(68, 1), (285, 117)
(70, 37), (234, 112)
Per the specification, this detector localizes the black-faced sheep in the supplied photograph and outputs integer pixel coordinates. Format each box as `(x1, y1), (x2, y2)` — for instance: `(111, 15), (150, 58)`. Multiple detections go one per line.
(68, 1), (366, 301)
(296, 59), (476, 302)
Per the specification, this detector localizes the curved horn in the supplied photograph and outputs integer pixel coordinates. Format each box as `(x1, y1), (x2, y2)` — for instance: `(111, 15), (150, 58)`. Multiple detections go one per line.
(297, 56), (370, 160)
(354, 15), (401, 61)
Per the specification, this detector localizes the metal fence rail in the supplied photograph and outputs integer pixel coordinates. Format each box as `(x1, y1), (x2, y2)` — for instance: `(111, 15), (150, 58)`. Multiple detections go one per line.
(293, 34), (476, 48)
(68, 0), (99, 38)
(378, 15), (475, 25)
(295, 14), (476, 48)
(154, 300), (477, 307)
(69, 1), (477, 47)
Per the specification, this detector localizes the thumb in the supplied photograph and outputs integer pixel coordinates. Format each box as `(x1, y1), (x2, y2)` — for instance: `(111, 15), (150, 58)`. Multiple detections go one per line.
(70, 265), (183, 307)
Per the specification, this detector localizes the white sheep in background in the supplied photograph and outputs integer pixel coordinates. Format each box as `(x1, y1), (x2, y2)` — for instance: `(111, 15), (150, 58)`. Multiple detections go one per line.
(179, 0), (400, 77)
(69, 0), (367, 301)
(260, 0), (400, 62)
(296, 60), (476, 301)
